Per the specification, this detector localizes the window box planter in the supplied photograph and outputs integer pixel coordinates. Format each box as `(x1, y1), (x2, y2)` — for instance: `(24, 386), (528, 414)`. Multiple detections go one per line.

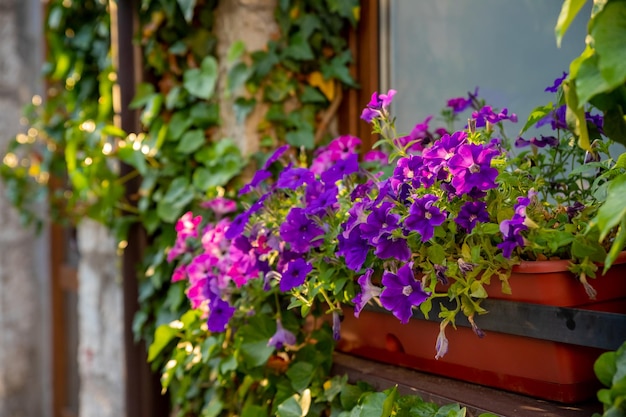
(337, 255), (626, 403)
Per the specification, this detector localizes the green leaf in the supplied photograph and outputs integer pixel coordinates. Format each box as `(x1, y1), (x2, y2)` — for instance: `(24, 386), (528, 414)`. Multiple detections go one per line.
(183, 56), (218, 100)
(595, 351), (617, 387)
(287, 362), (315, 392)
(283, 32), (314, 61)
(227, 40), (246, 64)
(555, 0), (587, 47)
(237, 315), (275, 368)
(227, 62), (251, 94)
(129, 83), (156, 109)
(426, 244), (445, 265)
(242, 404), (267, 417)
(176, 129), (205, 154)
(358, 392), (387, 417)
(168, 111), (192, 140)
(603, 105), (626, 146)
(604, 216), (626, 273)
(591, 173), (626, 241)
(301, 86), (328, 104)
(286, 129), (315, 149)
(519, 103), (554, 136)
(276, 395), (303, 417)
(176, 0), (196, 22)
(564, 80), (591, 151)
(234, 97), (256, 124)
(381, 386), (398, 417)
(592, 2), (626, 91)
(148, 323), (179, 362)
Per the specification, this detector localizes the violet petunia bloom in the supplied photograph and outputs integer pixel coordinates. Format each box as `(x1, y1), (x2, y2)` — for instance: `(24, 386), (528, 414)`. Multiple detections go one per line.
(360, 202), (400, 245)
(268, 319), (297, 350)
(224, 211), (250, 239)
(276, 167), (314, 190)
(497, 191), (535, 258)
(380, 263), (430, 324)
(545, 72), (567, 93)
(455, 201), (490, 232)
(435, 322), (449, 359)
(397, 116), (435, 152)
(263, 144), (290, 169)
(374, 233), (411, 262)
(280, 258), (312, 291)
(207, 298), (236, 332)
(279, 208), (325, 253)
(404, 195), (447, 242)
(472, 105), (517, 127)
(337, 228), (371, 271)
(422, 131), (467, 176)
(446, 87), (478, 114)
(321, 153), (359, 184)
(360, 89), (397, 122)
(352, 268), (382, 317)
(304, 185), (338, 216)
(447, 143), (500, 196)
(536, 105), (567, 130)
(332, 311), (341, 341)
(239, 169), (272, 195)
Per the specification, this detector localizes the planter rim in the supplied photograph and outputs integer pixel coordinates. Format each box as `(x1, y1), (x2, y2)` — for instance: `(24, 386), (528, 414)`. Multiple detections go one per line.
(511, 251), (626, 274)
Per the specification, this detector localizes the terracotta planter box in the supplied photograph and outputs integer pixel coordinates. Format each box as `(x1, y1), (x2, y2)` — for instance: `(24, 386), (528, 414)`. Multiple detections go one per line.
(337, 256), (626, 403)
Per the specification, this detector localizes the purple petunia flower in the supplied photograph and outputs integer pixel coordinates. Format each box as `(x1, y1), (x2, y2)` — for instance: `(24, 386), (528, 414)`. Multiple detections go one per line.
(332, 311), (341, 341)
(374, 233), (411, 262)
(224, 211), (250, 240)
(304, 185), (338, 216)
(360, 202), (400, 245)
(279, 208), (325, 253)
(380, 263), (430, 324)
(397, 116), (435, 152)
(239, 169), (272, 195)
(280, 258), (312, 291)
(448, 143), (500, 195)
(435, 322), (449, 359)
(455, 201), (489, 232)
(472, 105), (517, 127)
(422, 131), (467, 175)
(321, 153), (359, 184)
(446, 87), (478, 114)
(360, 89), (397, 122)
(352, 268), (382, 317)
(497, 192), (535, 258)
(276, 167), (314, 190)
(337, 228), (371, 271)
(263, 144), (290, 169)
(207, 298), (236, 332)
(404, 195), (447, 242)
(268, 319), (297, 350)
(545, 72), (567, 93)
(536, 105), (567, 130)
(363, 150), (388, 165)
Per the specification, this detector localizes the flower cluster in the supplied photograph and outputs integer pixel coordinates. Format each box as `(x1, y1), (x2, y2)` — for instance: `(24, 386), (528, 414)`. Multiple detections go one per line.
(167, 76), (616, 358)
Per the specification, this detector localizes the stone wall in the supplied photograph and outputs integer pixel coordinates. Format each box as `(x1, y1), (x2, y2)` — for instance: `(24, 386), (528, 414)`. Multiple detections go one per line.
(0, 0), (48, 416)
(77, 220), (125, 417)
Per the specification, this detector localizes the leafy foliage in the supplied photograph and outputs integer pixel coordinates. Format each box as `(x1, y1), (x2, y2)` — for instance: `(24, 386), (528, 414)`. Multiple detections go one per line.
(593, 341), (626, 417)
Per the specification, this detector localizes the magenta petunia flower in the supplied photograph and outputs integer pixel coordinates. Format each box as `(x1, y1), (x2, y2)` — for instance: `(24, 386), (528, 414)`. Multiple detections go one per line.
(360, 89), (397, 122)
(447, 143), (500, 195)
(380, 263), (430, 324)
(200, 197), (237, 216)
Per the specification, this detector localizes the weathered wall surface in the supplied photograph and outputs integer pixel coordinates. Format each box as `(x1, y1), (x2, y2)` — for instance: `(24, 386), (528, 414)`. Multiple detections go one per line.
(215, 0), (278, 156)
(77, 220), (125, 417)
(0, 0), (47, 416)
